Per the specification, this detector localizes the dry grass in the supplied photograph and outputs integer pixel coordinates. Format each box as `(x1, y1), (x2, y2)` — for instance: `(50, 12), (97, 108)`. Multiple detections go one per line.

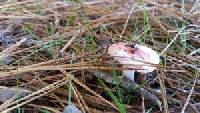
(0, 0), (199, 113)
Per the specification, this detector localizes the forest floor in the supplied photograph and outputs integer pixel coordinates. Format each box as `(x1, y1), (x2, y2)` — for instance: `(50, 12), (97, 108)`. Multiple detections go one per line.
(0, 0), (199, 113)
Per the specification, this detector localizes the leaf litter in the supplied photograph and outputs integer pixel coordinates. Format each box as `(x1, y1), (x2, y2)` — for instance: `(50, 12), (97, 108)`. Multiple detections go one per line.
(0, 0), (199, 113)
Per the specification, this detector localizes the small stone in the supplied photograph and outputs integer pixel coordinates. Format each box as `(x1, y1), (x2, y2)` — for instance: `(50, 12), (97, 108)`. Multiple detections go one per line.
(63, 104), (82, 113)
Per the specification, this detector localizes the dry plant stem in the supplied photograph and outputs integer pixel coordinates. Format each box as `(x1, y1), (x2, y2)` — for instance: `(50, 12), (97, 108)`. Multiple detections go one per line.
(22, 49), (99, 69)
(1, 85), (61, 113)
(2, 80), (68, 113)
(149, 13), (167, 32)
(73, 77), (119, 111)
(160, 26), (186, 55)
(72, 84), (86, 113)
(0, 0), (32, 9)
(28, 104), (62, 113)
(1, 77), (66, 109)
(73, 84), (90, 113)
(0, 0), (199, 112)
(36, 76), (65, 108)
(0, 97), (16, 111)
(60, 35), (77, 53)
(119, 3), (135, 39)
(60, 71), (119, 111)
(142, 96), (145, 113)
(166, 55), (200, 73)
(0, 38), (27, 59)
(157, 71), (169, 113)
(181, 79), (197, 113)
(163, 74), (198, 113)
(0, 65), (149, 77)
(144, 87), (182, 104)
(189, 0), (199, 13)
(176, 91), (198, 113)
(181, 0), (186, 13)
(11, 44), (42, 56)
(188, 48), (200, 56)
(0, 78), (69, 112)
(163, 77), (200, 90)
(0, 15), (45, 19)
(81, 39), (86, 82)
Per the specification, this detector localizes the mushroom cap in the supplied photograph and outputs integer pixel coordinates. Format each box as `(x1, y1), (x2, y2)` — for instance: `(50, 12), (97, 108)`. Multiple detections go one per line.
(107, 42), (160, 73)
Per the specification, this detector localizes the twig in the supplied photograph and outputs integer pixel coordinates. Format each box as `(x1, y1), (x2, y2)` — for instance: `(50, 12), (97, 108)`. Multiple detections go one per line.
(72, 78), (119, 111)
(157, 71), (169, 113)
(181, 0), (186, 13)
(61, 71), (119, 111)
(73, 85), (90, 113)
(60, 35), (77, 53)
(189, 0), (200, 13)
(0, 38), (27, 60)
(81, 39), (86, 82)
(119, 3), (135, 39)
(28, 104), (62, 113)
(188, 48), (200, 56)
(181, 79), (197, 113)
(72, 84), (86, 113)
(1, 78), (70, 112)
(142, 96), (145, 113)
(160, 26), (187, 55)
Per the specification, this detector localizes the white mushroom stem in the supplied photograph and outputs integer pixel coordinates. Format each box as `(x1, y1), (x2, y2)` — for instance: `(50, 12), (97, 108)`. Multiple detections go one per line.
(122, 65), (135, 81)
(107, 42), (160, 81)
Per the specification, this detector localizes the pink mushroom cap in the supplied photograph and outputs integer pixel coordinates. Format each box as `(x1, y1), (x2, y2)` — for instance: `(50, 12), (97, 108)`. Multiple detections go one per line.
(107, 42), (160, 73)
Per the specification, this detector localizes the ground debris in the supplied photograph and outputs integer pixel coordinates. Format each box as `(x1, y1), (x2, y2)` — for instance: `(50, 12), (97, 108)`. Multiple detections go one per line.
(0, 87), (31, 103)
(0, 0), (199, 113)
(63, 104), (82, 113)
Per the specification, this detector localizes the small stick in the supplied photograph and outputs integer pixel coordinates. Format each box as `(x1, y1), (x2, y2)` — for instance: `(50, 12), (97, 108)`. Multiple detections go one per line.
(73, 85), (90, 113)
(0, 38), (27, 60)
(60, 35), (77, 53)
(61, 70), (119, 111)
(181, 0), (186, 13)
(188, 48), (200, 56)
(157, 71), (169, 113)
(142, 96), (145, 113)
(72, 84), (86, 113)
(160, 26), (186, 55)
(81, 39), (86, 82)
(181, 79), (197, 113)
(119, 2), (135, 39)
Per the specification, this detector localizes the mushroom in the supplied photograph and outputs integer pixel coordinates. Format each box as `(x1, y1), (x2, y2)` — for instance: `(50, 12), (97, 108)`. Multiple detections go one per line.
(107, 42), (160, 81)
